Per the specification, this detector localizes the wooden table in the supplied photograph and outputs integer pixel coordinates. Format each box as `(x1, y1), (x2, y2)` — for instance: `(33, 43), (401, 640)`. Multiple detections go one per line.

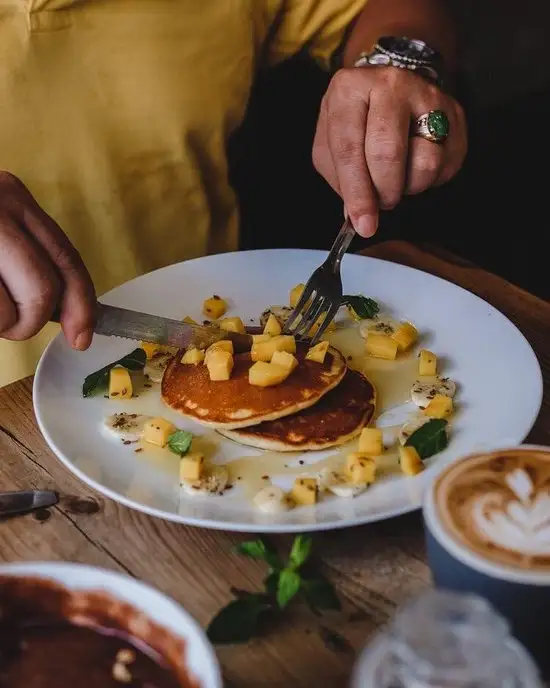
(0, 240), (548, 687)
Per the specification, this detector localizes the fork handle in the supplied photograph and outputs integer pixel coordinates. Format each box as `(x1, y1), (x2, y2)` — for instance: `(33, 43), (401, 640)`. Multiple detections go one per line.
(327, 217), (355, 271)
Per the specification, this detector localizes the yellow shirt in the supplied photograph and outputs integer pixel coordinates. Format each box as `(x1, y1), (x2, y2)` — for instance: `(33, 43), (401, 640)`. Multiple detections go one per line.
(0, 0), (364, 387)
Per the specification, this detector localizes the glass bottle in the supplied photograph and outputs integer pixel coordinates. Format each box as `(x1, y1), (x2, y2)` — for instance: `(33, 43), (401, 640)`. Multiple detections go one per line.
(352, 590), (543, 688)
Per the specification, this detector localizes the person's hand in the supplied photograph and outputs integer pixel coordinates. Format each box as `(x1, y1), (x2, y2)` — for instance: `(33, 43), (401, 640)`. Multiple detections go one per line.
(0, 172), (96, 349)
(312, 66), (467, 238)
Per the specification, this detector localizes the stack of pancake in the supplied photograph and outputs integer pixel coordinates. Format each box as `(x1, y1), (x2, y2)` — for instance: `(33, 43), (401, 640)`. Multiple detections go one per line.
(161, 342), (376, 452)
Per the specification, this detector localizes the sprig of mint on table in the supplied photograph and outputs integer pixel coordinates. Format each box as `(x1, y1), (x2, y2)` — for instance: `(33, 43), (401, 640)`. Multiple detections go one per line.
(207, 536), (340, 644)
(341, 295), (379, 320)
(82, 348), (147, 397)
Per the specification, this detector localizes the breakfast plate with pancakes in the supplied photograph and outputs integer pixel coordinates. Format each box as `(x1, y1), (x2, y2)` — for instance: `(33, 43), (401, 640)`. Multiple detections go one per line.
(33, 249), (543, 532)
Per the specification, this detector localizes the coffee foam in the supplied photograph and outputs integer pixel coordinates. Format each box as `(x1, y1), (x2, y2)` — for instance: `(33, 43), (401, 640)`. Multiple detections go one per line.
(431, 448), (550, 574)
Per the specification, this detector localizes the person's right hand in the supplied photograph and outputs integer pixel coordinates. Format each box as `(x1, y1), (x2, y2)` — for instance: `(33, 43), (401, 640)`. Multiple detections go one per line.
(0, 171), (96, 350)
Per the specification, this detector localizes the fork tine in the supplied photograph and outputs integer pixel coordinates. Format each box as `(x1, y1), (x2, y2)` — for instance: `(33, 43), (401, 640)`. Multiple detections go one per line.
(286, 293), (319, 336)
(284, 282), (316, 333)
(292, 296), (327, 339)
(310, 301), (340, 347)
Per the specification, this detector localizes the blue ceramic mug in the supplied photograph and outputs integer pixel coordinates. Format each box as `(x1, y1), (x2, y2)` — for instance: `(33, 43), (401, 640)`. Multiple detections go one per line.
(423, 446), (550, 678)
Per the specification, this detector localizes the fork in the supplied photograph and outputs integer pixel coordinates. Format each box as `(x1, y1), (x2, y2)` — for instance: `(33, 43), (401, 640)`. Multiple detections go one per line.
(285, 217), (355, 345)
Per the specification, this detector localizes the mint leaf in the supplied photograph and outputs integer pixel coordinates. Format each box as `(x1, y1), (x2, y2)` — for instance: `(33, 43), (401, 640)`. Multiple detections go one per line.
(236, 539), (282, 571)
(82, 348), (147, 397)
(236, 539), (268, 559)
(289, 535), (313, 571)
(167, 430), (193, 457)
(277, 569), (301, 609)
(405, 418), (448, 459)
(342, 295), (379, 320)
(302, 575), (341, 613)
(207, 594), (271, 644)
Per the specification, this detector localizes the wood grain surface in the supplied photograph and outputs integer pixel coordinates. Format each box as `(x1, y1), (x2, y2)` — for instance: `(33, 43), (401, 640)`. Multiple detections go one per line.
(0, 240), (547, 687)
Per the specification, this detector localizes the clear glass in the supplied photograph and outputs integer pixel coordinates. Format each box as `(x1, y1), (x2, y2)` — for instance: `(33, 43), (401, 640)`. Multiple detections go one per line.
(356, 590), (543, 688)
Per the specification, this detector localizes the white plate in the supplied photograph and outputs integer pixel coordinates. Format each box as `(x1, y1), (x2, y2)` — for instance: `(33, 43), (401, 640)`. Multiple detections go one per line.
(34, 249), (543, 533)
(0, 561), (222, 687)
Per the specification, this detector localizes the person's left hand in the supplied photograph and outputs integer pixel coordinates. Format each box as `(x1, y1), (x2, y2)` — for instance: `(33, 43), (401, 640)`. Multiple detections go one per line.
(312, 65), (467, 238)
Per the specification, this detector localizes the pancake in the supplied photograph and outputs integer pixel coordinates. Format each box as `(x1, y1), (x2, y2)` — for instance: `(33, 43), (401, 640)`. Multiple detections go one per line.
(218, 368), (376, 451)
(161, 342), (346, 429)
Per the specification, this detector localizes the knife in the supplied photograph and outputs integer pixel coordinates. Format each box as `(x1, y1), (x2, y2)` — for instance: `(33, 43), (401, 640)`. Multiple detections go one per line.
(53, 303), (255, 352)
(0, 490), (58, 517)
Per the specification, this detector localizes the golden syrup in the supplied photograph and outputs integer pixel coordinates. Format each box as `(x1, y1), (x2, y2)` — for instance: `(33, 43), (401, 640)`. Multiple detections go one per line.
(327, 325), (419, 413)
(135, 440), (180, 475)
(226, 450), (350, 500)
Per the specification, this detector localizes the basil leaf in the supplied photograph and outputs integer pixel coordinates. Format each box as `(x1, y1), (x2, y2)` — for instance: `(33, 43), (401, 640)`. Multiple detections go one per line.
(302, 575), (341, 613)
(289, 535), (313, 571)
(167, 430), (193, 457)
(207, 594), (271, 644)
(235, 539), (282, 571)
(82, 348), (147, 397)
(276, 569), (301, 609)
(405, 418), (449, 459)
(342, 295), (379, 320)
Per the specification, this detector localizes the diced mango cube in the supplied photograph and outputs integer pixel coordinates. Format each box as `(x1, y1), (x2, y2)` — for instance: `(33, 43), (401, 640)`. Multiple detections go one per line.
(252, 334), (271, 345)
(271, 350), (298, 372)
(143, 417), (176, 448)
(358, 428), (383, 455)
(206, 350), (234, 381)
(202, 295), (228, 320)
(248, 361), (290, 387)
(141, 342), (160, 360)
(399, 446), (424, 476)
(290, 477), (318, 506)
(181, 348), (205, 365)
(345, 453), (376, 484)
(270, 335), (296, 354)
(391, 322), (418, 351)
(419, 349), (437, 376)
(289, 283), (306, 308)
(183, 316), (197, 325)
(251, 335), (296, 362)
(305, 340), (329, 364)
(205, 340), (234, 364)
(365, 334), (398, 360)
(179, 452), (205, 482)
(108, 367), (133, 399)
(424, 394), (453, 419)
(220, 316), (246, 334)
(263, 313), (282, 337)
(250, 340), (277, 362)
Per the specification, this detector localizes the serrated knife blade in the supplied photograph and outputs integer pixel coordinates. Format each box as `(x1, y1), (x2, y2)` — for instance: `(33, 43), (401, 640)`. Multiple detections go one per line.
(91, 302), (253, 351)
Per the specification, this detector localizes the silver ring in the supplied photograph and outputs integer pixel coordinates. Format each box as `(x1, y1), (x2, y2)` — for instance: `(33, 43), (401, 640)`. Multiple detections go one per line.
(413, 109), (449, 143)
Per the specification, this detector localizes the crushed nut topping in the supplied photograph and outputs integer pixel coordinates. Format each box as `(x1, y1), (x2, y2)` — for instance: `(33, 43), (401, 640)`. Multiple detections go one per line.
(112, 661), (132, 683)
(116, 648), (136, 664)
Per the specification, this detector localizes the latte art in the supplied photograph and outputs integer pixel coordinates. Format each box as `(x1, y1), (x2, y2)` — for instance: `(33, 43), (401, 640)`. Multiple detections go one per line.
(434, 449), (550, 571)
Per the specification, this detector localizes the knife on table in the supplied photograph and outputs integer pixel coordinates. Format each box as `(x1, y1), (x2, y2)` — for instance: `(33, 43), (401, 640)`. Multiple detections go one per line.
(0, 490), (58, 518)
(53, 302), (256, 352)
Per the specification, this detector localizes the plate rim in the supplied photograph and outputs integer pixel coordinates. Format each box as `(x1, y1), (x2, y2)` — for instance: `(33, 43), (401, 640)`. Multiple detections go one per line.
(33, 249), (544, 533)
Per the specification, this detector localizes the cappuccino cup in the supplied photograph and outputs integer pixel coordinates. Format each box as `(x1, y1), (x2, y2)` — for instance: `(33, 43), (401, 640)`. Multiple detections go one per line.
(423, 445), (550, 677)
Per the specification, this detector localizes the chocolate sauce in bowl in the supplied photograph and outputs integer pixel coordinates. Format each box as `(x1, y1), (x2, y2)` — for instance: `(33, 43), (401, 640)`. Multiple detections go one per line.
(0, 576), (199, 688)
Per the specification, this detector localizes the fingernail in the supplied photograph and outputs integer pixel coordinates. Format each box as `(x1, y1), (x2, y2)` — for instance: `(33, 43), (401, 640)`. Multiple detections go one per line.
(74, 329), (92, 351)
(356, 215), (378, 238)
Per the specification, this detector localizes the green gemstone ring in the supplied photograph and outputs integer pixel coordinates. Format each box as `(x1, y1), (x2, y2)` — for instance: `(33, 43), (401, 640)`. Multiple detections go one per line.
(414, 109), (450, 144)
